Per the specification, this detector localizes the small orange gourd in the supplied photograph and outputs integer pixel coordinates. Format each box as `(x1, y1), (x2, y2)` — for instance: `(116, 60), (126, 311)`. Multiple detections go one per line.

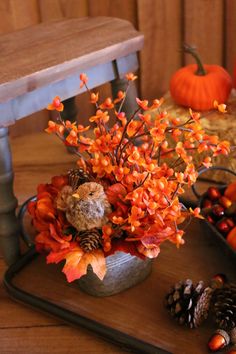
(170, 44), (232, 111)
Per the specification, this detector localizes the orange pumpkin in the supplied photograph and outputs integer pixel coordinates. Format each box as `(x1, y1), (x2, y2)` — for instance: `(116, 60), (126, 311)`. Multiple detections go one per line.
(170, 44), (232, 111)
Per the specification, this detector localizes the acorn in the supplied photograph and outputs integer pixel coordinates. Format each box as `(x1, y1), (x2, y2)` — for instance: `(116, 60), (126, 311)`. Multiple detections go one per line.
(212, 204), (225, 219)
(206, 215), (215, 224)
(219, 196), (232, 209)
(226, 217), (235, 229)
(208, 329), (230, 352)
(202, 198), (213, 209)
(210, 273), (228, 289)
(207, 187), (222, 201)
(225, 203), (236, 217)
(216, 219), (231, 235)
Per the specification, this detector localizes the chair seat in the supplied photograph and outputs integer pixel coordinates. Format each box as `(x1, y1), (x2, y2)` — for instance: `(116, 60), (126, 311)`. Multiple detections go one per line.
(0, 17), (143, 103)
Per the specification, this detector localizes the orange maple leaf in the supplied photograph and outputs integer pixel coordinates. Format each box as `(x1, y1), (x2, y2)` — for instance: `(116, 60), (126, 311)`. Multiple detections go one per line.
(47, 243), (106, 282)
(106, 183), (127, 205)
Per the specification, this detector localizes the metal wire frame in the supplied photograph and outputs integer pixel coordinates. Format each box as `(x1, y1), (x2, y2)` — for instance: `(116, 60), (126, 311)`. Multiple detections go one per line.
(17, 195), (36, 247)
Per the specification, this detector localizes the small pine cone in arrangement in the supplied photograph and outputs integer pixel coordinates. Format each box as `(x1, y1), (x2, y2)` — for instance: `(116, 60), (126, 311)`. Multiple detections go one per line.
(67, 168), (91, 190)
(165, 279), (213, 328)
(79, 228), (102, 252)
(211, 282), (236, 331)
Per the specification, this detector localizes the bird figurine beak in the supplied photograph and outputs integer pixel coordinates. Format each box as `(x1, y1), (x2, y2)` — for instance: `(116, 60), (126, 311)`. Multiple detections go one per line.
(72, 192), (80, 199)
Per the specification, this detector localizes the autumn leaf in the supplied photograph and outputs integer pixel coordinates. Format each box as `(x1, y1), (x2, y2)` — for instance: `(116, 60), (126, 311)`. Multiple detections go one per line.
(47, 243), (106, 282)
(105, 239), (146, 260)
(36, 198), (55, 221)
(106, 183), (127, 205)
(36, 231), (64, 252)
(51, 175), (68, 190)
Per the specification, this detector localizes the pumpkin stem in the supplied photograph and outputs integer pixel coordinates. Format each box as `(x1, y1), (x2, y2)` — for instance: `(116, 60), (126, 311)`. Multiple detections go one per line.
(183, 44), (206, 76)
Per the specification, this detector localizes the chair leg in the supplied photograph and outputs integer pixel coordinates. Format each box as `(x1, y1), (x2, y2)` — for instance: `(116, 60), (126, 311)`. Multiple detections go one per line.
(0, 127), (20, 264)
(61, 97), (78, 123)
(111, 77), (138, 118)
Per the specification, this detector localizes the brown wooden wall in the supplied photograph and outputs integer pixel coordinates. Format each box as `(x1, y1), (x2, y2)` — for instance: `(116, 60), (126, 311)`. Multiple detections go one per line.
(2, 0), (235, 137)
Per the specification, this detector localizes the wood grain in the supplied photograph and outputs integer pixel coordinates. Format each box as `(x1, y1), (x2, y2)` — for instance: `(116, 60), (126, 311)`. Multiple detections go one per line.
(38, 0), (64, 21)
(184, 0), (224, 65)
(138, 0), (183, 98)
(0, 17), (143, 102)
(0, 325), (126, 354)
(225, 0), (236, 77)
(0, 0), (39, 34)
(88, 0), (137, 28)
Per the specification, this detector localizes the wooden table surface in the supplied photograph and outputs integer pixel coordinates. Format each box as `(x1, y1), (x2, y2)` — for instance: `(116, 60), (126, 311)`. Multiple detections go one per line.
(0, 132), (235, 354)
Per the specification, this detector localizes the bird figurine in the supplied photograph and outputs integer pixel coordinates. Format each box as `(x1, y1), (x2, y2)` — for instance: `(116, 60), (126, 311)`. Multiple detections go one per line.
(56, 182), (112, 231)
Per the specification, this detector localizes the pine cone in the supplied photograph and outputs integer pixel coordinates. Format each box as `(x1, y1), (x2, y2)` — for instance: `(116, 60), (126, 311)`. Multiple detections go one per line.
(165, 279), (213, 328)
(79, 228), (102, 252)
(211, 282), (236, 330)
(67, 168), (91, 190)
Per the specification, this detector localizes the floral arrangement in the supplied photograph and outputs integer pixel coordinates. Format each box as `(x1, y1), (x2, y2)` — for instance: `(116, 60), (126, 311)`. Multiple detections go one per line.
(28, 73), (230, 283)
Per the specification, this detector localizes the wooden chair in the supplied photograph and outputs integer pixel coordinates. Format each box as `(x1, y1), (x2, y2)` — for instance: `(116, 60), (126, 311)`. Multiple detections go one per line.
(0, 17), (144, 264)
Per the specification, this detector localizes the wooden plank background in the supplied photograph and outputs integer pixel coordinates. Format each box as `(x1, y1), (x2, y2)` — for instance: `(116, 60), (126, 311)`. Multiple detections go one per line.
(0, 0), (235, 137)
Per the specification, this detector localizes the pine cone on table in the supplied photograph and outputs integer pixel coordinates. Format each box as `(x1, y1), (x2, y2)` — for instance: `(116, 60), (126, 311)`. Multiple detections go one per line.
(165, 279), (213, 328)
(79, 228), (102, 252)
(211, 282), (236, 331)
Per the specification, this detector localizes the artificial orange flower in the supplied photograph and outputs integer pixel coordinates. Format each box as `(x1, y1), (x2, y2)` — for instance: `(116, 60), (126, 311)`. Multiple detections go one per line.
(90, 92), (99, 104)
(184, 164), (198, 186)
(127, 120), (143, 137)
(189, 207), (204, 219)
(128, 206), (145, 231)
(149, 98), (164, 110)
(137, 243), (160, 258)
(89, 110), (110, 124)
(99, 97), (114, 110)
(202, 156), (212, 168)
(91, 153), (114, 177)
(45, 121), (63, 134)
(139, 113), (152, 125)
(47, 96), (64, 111)
(114, 91), (126, 104)
(213, 140), (230, 156)
(79, 73), (88, 88)
(136, 98), (149, 110)
(66, 130), (78, 146)
(213, 100), (227, 113)
(125, 72), (138, 81)
(102, 224), (114, 252)
(150, 124), (167, 144)
(113, 166), (130, 182)
(115, 111), (127, 126)
(189, 108), (201, 121)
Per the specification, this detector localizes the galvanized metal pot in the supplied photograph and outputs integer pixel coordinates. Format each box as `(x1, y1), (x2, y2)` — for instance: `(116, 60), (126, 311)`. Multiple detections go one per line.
(77, 251), (152, 297)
